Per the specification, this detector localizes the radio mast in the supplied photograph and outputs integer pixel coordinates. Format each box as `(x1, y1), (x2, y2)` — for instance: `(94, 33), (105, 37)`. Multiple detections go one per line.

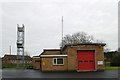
(9, 45), (11, 55)
(62, 16), (63, 48)
(61, 16), (64, 54)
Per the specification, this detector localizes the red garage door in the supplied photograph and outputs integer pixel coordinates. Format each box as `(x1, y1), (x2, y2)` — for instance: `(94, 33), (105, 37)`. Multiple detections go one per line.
(77, 50), (95, 71)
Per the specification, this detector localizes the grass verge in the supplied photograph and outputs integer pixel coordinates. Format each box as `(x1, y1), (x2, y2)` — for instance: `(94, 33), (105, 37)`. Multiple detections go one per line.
(105, 66), (120, 70)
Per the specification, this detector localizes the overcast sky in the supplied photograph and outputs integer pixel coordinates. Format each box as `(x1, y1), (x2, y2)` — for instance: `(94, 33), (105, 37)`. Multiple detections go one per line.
(0, 0), (119, 57)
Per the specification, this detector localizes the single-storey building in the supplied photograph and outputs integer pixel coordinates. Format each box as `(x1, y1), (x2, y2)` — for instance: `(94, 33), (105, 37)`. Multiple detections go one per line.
(32, 56), (40, 69)
(2, 54), (32, 64)
(40, 43), (106, 72)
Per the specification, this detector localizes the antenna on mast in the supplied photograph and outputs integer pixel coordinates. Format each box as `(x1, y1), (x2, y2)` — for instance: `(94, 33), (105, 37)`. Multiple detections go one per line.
(62, 16), (63, 48)
(9, 45), (11, 55)
(61, 16), (64, 54)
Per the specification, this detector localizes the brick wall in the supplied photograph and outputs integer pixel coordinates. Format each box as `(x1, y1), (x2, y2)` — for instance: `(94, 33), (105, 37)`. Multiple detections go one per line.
(41, 57), (67, 71)
(67, 45), (105, 71)
(40, 44), (105, 71)
(32, 58), (40, 69)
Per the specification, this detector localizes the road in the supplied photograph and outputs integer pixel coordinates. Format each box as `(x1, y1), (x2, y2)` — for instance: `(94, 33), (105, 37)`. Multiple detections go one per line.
(1, 69), (119, 78)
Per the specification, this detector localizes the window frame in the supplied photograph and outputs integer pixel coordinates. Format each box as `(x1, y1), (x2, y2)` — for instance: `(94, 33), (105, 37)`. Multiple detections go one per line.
(53, 58), (64, 65)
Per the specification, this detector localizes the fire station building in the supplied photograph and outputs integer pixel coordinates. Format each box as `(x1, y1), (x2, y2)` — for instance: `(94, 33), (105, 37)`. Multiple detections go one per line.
(40, 43), (106, 72)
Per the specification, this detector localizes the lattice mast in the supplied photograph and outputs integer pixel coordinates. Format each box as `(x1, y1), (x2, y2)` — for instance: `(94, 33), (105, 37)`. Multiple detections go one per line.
(16, 24), (25, 68)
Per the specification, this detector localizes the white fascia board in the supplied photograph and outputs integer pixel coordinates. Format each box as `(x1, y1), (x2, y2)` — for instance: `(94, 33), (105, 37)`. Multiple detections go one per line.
(32, 56), (40, 58)
(40, 55), (68, 57)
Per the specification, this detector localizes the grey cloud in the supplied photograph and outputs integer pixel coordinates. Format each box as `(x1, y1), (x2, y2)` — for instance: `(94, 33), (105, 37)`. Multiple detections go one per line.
(1, 0), (118, 57)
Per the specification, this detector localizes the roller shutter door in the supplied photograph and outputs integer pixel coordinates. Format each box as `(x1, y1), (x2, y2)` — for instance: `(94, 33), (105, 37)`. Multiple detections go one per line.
(77, 50), (95, 71)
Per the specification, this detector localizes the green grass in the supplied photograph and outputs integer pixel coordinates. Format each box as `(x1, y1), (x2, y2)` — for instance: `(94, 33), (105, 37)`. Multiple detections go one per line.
(2, 63), (33, 69)
(105, 66), (120, 70)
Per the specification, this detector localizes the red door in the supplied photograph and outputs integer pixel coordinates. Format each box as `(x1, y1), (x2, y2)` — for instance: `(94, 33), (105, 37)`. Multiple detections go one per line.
(77, 50), (95, 71)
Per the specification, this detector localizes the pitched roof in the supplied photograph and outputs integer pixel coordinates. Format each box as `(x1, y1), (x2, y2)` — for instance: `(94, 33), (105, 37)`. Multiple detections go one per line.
(43, 49), (61, 51)
(3, 54), (32, 60)
(32, 56), (40, 58)
(41, 49), (61, 55)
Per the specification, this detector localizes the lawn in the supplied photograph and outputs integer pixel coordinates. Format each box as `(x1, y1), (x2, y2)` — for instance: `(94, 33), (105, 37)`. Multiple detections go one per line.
(2, 63), (33, 69)
(105, 66), (120, 70)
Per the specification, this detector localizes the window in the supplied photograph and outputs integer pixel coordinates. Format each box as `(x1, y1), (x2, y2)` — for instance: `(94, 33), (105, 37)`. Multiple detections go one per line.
(90, 60), (93, 62)
(53, 58), (64, 65)
(79, 60), (82, 62)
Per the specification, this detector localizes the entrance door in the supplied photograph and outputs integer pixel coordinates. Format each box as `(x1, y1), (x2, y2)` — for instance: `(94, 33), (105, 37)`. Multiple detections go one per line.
(77, 50), (95, 71)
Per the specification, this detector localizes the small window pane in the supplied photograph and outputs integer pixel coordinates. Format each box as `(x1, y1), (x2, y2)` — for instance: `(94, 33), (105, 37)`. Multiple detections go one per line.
(84, 60), (88, 62)
(79, 60), (82, 62)
(54, 58), (56, 64)
(90, 60), (93, 62)
(57, 58), (63, 64)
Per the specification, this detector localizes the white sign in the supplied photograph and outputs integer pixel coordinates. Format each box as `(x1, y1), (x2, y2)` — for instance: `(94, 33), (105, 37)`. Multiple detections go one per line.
(97, 61), (103, 65)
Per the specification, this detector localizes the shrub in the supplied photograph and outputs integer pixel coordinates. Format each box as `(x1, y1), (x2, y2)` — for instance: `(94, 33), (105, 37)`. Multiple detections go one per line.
(110, 54), (120, 66)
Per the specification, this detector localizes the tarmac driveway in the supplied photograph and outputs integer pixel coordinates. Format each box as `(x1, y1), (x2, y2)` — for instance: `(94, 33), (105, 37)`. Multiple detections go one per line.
(1, 69), (119, 78)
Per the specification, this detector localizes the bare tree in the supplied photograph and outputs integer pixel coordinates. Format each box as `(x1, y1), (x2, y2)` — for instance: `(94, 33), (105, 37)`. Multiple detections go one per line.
(60, 32), (104, 47)
(104, 46), (111, 53)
